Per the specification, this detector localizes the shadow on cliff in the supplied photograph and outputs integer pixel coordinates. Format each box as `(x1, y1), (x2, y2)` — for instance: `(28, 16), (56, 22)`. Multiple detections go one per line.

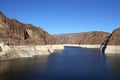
(100, 34), (112, 53)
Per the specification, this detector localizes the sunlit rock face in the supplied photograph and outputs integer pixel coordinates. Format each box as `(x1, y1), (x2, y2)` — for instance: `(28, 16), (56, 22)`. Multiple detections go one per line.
(101, 28), (120, 54)
(54, 31), (110, 45)
(107, 28), (120, 45)
(101, 28), (120, 46)
(0, 12), (61, 45)
(0, 12), (63, 60)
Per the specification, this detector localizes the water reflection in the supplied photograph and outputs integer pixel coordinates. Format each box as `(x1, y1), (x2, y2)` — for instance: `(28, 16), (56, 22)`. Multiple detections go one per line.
(43, 47), (111, 80)
(106, 54), (120, 80)
(0, 47), (120, 80)
(0, 56), (48, 80)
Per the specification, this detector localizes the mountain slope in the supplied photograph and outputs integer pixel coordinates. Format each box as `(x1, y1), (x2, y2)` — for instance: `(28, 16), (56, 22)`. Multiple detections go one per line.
(102, 28), (120, 46)
(0, 12), (61, 45)
(54, 31), (110, 44)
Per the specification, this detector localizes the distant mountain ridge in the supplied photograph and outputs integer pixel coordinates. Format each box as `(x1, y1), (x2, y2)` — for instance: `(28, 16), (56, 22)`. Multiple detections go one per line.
(0, 12), (61, 45)
(54, 31), (110, 44)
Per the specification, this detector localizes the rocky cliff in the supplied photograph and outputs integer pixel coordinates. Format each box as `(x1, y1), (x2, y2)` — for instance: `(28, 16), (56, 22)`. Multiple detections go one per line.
(0, 12), (61, 45)
(109, 28), (120, 45)
(101, 28), (120, 54)
(54, 31), (110, 45)
(101, 28), (120, 48)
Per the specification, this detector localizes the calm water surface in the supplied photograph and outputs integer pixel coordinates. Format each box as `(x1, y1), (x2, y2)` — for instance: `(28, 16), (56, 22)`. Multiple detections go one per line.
(0, 46), (120, 80)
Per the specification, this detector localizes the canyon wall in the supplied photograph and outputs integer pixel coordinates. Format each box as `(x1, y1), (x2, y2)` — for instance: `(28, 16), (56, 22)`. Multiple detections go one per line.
(102, 28), (120, 54)
(54, 32), (110, 49)
(0, 12), (63, 60)
(54, 31), (110, 45)
(0, 12), (61, 45)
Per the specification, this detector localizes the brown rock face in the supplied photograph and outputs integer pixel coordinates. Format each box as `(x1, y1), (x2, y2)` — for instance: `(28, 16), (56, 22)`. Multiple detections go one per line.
(102, 28), (120, 45)
(0, 12), (61, 45)
(54, 31), (110, 44)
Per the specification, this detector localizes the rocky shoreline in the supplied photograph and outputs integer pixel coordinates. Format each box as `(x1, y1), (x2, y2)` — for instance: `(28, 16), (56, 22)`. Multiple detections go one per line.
(0, 12), (63, 60)
(0, 42), (64, 60)
(55, 28), (120, 54)
(104, 45), (120, 54)
(64, 44), (120, 54)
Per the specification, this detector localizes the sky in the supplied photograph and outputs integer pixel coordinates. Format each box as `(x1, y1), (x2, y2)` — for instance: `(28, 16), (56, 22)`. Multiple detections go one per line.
(0, 0), (120, 34)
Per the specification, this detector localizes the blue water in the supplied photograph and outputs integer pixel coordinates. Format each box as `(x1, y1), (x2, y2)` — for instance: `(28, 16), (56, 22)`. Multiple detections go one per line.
(0, 46), (120, 80)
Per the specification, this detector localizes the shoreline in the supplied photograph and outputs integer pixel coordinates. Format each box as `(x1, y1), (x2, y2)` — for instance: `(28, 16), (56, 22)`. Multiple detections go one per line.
(0, 43), (64, 60)
(105, 45), (120, 54)
(64, 44), (120, 54)
(1, 43), (120, 60)
(64, 44), (100, 48)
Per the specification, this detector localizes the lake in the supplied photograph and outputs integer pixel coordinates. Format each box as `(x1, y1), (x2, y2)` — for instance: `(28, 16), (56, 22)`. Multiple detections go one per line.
(0, 46), (120, 80)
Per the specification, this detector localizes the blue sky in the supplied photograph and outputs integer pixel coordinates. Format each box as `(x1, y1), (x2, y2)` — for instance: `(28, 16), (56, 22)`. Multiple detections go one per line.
(0, 0), (120, 34)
